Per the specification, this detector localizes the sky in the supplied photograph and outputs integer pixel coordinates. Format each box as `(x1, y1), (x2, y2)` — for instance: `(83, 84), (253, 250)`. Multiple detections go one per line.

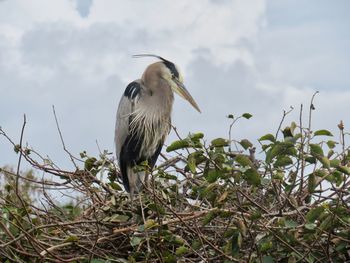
(1, 0), (349, 170)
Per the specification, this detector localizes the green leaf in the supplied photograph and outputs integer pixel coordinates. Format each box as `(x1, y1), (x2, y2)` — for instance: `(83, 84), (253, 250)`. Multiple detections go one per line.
(200, 183), (217, 198)
(187, 153), (197, 173)
(158, 172), (178, 180)
(211, 152), (226, 165)
(319, 215), (333, 231)
(308, 173), (316, 193)
(211, 138), (230, 147)
(242, 113), (253, 119)
(324, 174), (336, 184)
(64, 235), (79, 243)
(314, 169), (327, 177)
(274, 156), (293, 167)
(327, 140), (337, 149)
(224, 228), (236, 238)
(261, 144), (271, 151)
(333, 170), (344, 186)
(306, 206), (325, 223)
(318, 156), (330, 169)
(338, 165), (350, 175)
(250, 211), (262, 220)
(259, 133), (275, 142)
(130, 236), (142, 247)
(144, 219), (157, 230)
(205, 169), (220, 183)
(304, 223), (317, 230)
(284, 220), (298, 228)
(227, 114), (234, 119)
(259, 240), (273, 252)
(163, 254), (176, 263)
(314, 129), (333, 136)
(262, 255), (275, 263)
(202, 210), (218, 226)
(266, 143), (286, 163)
(91, 260), (111, 263)
(109, 182), (122, 191)
(240, 139), (253, 150)
(284, 136), (297, 144)
(189, 132), (204, 141)
(293, 133), (302, 141)
(84, 157), (97, 171)
(244, 168), (261, 186)
(235, 154), (253, 167)
(231, 231), (242, 255)
(335, 241), (348, 252)
(273, 171), (284, 180)
(310, 144), (324, 157)
(109, 214), (130, 223)
(191, 239), (202, 250)
(186, 161), (196, 173)
(166, 140), (190, 152)
(175, 246), (189, 256)
(148, 203), (165, 215)
(305, 156), (317, 164)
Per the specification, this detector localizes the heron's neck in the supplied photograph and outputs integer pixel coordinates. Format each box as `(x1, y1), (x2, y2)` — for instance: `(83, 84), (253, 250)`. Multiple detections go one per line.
(141, 78), (174, 116)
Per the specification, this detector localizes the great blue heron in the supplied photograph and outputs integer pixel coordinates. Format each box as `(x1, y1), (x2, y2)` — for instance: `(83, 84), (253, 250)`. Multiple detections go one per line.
(115, 54), (201, 195)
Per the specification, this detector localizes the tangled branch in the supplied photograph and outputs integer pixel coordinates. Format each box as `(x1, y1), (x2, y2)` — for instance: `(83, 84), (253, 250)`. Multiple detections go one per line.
(1, 107), (350, 262)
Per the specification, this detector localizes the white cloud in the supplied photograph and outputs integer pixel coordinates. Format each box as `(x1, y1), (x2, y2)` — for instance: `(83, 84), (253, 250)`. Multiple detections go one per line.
(87, 0), (266, 66)
(0, 0), (349, 169)
(0, 0), (81, 28)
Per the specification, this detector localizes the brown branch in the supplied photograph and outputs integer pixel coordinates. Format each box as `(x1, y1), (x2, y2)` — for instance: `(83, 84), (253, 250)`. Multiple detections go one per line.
(52, 105), (80, 169)
(15, 114), (26, 195)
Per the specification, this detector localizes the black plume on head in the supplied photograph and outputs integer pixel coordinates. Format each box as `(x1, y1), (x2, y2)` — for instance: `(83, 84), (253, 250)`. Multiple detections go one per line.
(133, 54), (179, 79)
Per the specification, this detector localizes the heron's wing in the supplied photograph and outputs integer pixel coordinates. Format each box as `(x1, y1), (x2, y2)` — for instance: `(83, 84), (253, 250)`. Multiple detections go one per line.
(149, 144), (162, 168)
(115, 81), (141, 160)
(115, 80), (142, 192)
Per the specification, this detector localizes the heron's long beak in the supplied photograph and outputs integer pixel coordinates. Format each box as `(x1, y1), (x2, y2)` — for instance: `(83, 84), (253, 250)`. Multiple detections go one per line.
(173, 78), (201, 113)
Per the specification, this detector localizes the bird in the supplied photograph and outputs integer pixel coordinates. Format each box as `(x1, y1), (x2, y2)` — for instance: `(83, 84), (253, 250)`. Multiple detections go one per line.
(115, 54), (201, 195)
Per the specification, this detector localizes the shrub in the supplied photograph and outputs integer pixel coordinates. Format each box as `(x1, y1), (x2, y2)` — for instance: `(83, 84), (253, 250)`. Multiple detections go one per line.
(0, 106), (349, 262)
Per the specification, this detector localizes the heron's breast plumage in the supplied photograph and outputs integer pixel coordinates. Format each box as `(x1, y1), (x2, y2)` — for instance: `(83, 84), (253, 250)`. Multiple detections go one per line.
(130, 100), (172, 159)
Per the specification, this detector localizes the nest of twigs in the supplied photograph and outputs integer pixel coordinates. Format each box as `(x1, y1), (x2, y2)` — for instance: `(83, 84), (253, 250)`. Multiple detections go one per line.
(1, 111), (350, 262)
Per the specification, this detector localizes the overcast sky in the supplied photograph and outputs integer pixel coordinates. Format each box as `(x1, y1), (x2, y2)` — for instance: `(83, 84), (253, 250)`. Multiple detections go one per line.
(1, 0), (349, 169)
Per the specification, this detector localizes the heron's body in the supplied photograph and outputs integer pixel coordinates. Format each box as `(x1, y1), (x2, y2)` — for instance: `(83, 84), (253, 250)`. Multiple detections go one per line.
(115, 55), (200, 194)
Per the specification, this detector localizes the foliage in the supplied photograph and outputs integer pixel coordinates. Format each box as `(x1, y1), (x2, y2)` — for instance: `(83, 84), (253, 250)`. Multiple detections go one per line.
(0, 107), (350, 262)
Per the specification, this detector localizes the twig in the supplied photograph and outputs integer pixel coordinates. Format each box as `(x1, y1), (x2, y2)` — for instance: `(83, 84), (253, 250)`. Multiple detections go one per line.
(40, 242), (74, 256)
(139, 194), (151, 254)
(297, 104), (306, 204)
(52, 105), (79, 169)
(307, 91), (319, 140)
(275, 106), (294, 139)
(15, 114), (26, 195)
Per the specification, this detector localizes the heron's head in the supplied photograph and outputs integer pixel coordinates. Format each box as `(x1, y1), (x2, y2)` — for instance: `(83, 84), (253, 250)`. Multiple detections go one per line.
(134, 54), (201, 113)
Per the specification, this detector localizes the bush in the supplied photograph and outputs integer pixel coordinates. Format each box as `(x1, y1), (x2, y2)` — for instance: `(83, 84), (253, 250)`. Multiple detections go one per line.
(0, 107), (349, 262)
